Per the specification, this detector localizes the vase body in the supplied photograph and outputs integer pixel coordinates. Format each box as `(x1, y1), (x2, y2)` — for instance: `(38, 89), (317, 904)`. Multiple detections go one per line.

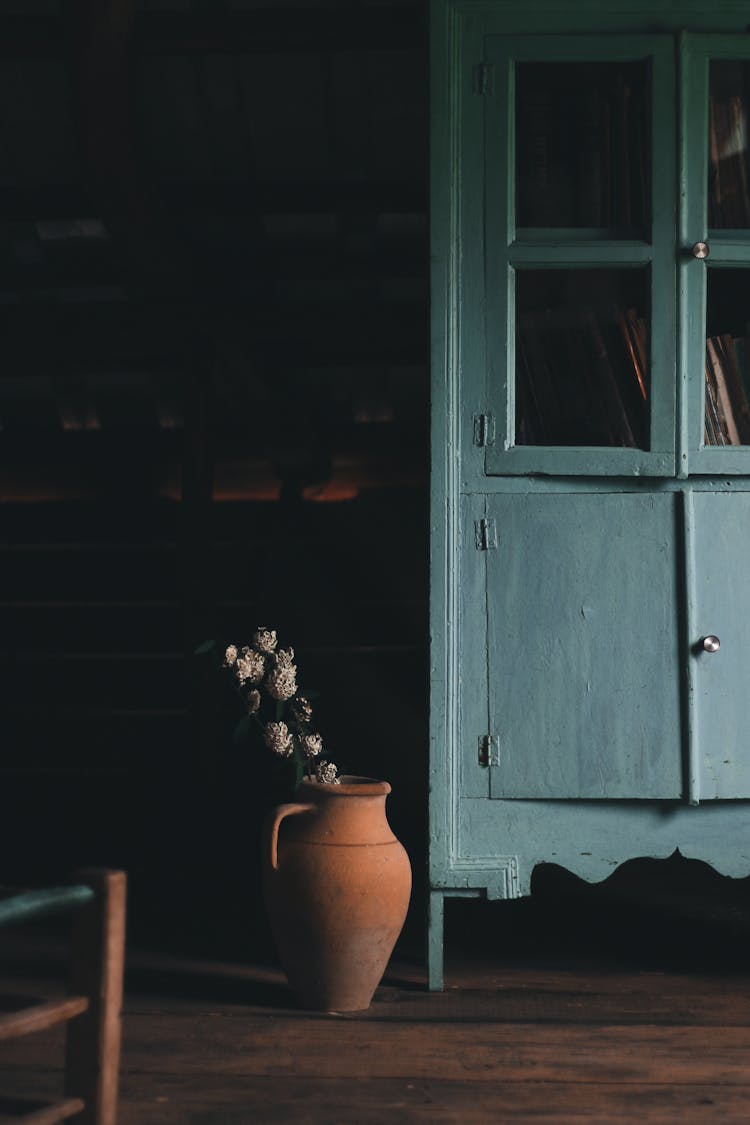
(263, 775), (411, 1011)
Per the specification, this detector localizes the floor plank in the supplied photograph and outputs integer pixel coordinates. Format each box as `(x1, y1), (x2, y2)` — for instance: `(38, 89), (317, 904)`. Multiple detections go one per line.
(6, 1013), (750, 1085)
(2, 1071), (749, 1125)
(3, 939), (750, 1122)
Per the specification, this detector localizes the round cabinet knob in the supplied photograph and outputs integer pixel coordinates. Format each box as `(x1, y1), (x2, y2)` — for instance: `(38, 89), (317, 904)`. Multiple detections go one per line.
(691, 241), (710, 259)
(702, 635), (721, 653)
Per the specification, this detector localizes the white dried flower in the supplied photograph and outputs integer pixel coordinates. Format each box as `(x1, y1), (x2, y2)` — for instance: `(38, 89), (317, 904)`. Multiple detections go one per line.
(266, 663), (298, 701)
(274, 647), (295, 668)
(315, 759), (339, 784)
(246, 688), (261, 715)
(236, 646), (265, 685)
(264, 721), (294, 758)
(253, 627), (278, 655)
(222, 644), (238, 668)
(301, 732), (323, 759)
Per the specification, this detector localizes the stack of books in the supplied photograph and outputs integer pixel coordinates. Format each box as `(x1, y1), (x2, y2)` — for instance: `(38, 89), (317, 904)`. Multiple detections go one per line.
(515, 304), (648, 447)
(704, 333), (750, 445)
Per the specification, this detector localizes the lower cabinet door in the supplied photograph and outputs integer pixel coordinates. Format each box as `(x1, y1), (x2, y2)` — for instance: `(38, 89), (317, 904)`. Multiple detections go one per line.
(487, 492), (683, 799)
(692, 491), (750, 799)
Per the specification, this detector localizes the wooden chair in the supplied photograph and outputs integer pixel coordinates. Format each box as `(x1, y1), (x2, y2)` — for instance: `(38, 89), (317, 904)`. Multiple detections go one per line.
(0, 869), (126, 1125)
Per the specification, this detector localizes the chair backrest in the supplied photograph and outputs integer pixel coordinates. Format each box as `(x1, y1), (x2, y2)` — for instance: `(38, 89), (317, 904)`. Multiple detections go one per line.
(0, 868), (126, 1125)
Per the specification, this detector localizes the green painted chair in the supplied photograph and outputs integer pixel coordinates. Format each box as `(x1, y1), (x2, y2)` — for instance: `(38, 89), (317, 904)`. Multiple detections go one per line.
(0, 869), (126, 1125)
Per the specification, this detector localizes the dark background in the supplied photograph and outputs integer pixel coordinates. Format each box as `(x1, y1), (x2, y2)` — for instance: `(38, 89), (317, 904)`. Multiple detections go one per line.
(0, 0), (429, 959)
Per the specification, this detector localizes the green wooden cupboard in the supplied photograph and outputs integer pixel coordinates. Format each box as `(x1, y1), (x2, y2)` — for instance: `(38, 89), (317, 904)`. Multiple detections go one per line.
(429, 0), (750, 989)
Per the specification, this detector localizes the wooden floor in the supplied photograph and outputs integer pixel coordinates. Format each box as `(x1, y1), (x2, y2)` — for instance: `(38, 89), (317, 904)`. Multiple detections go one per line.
(3, 863), (750, 1124)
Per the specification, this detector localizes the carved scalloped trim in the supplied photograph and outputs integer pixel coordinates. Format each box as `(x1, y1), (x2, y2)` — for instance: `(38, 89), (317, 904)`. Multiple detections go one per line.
(531, 848), (750, 889)
(440, 847), (750, 902)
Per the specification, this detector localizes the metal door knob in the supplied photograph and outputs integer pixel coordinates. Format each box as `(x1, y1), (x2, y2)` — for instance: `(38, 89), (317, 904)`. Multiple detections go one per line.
(691, 241), (710, 259)
(702, 635), (721, 653)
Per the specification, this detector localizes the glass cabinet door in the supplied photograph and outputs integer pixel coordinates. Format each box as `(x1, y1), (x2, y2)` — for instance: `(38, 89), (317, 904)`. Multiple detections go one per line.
(683, 36), (750, 474)
(483, 36), (676, 476)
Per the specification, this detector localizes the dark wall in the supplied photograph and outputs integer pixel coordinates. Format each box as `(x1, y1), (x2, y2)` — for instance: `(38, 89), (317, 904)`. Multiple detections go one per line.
(0, 1), (429, 959)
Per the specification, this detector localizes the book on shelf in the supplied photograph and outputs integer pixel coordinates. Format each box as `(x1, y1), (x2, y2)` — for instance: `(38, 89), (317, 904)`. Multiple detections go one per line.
(704, 365), (725, 446)
(617, 308), (648, 403)
(515, 303), (649, 448)
(708, 92), (750, 227)
(579, 306), (635, 446)
(704, 334), (750, 446)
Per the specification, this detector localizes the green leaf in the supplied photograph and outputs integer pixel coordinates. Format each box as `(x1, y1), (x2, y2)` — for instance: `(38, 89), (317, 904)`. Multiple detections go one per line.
(194, 640), (217, 657)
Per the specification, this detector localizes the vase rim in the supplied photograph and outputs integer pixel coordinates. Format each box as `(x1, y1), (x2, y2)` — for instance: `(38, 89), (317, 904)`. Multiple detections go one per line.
(300, 775), (392, 797)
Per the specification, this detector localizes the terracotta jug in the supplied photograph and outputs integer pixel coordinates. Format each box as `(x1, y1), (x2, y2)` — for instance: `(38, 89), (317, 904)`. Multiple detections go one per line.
(263, 775), (411, 1012)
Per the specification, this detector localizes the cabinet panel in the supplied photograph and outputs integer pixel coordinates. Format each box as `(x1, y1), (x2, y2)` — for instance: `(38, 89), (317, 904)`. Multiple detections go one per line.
(692, 491), (750, 798)
(487, 492), (682, 799)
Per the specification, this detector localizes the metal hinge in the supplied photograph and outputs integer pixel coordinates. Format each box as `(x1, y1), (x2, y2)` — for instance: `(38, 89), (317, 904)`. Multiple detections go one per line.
(473, 413), (495, 447)
(474, 516), (497, 551)
(479, 734), (499, 768)
(474, 62), (494, 96)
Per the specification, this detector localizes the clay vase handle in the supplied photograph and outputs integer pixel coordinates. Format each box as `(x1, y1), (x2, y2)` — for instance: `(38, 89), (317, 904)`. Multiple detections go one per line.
(265, 803), (314, 871)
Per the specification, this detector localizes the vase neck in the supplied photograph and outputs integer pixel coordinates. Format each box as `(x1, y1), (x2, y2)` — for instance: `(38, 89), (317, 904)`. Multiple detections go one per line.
(301, 790), (396, 846)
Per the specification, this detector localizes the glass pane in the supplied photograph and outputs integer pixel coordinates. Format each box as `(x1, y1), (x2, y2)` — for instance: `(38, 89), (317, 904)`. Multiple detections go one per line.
(515, 269), (650, 448)
(515, 61), (650, 230)
(704, 269), (750, 445)
(708, 62), (750, 229)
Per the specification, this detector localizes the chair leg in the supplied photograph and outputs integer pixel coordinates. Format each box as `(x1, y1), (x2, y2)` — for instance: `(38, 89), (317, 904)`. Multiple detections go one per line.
(64, 870), (127, 1125)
